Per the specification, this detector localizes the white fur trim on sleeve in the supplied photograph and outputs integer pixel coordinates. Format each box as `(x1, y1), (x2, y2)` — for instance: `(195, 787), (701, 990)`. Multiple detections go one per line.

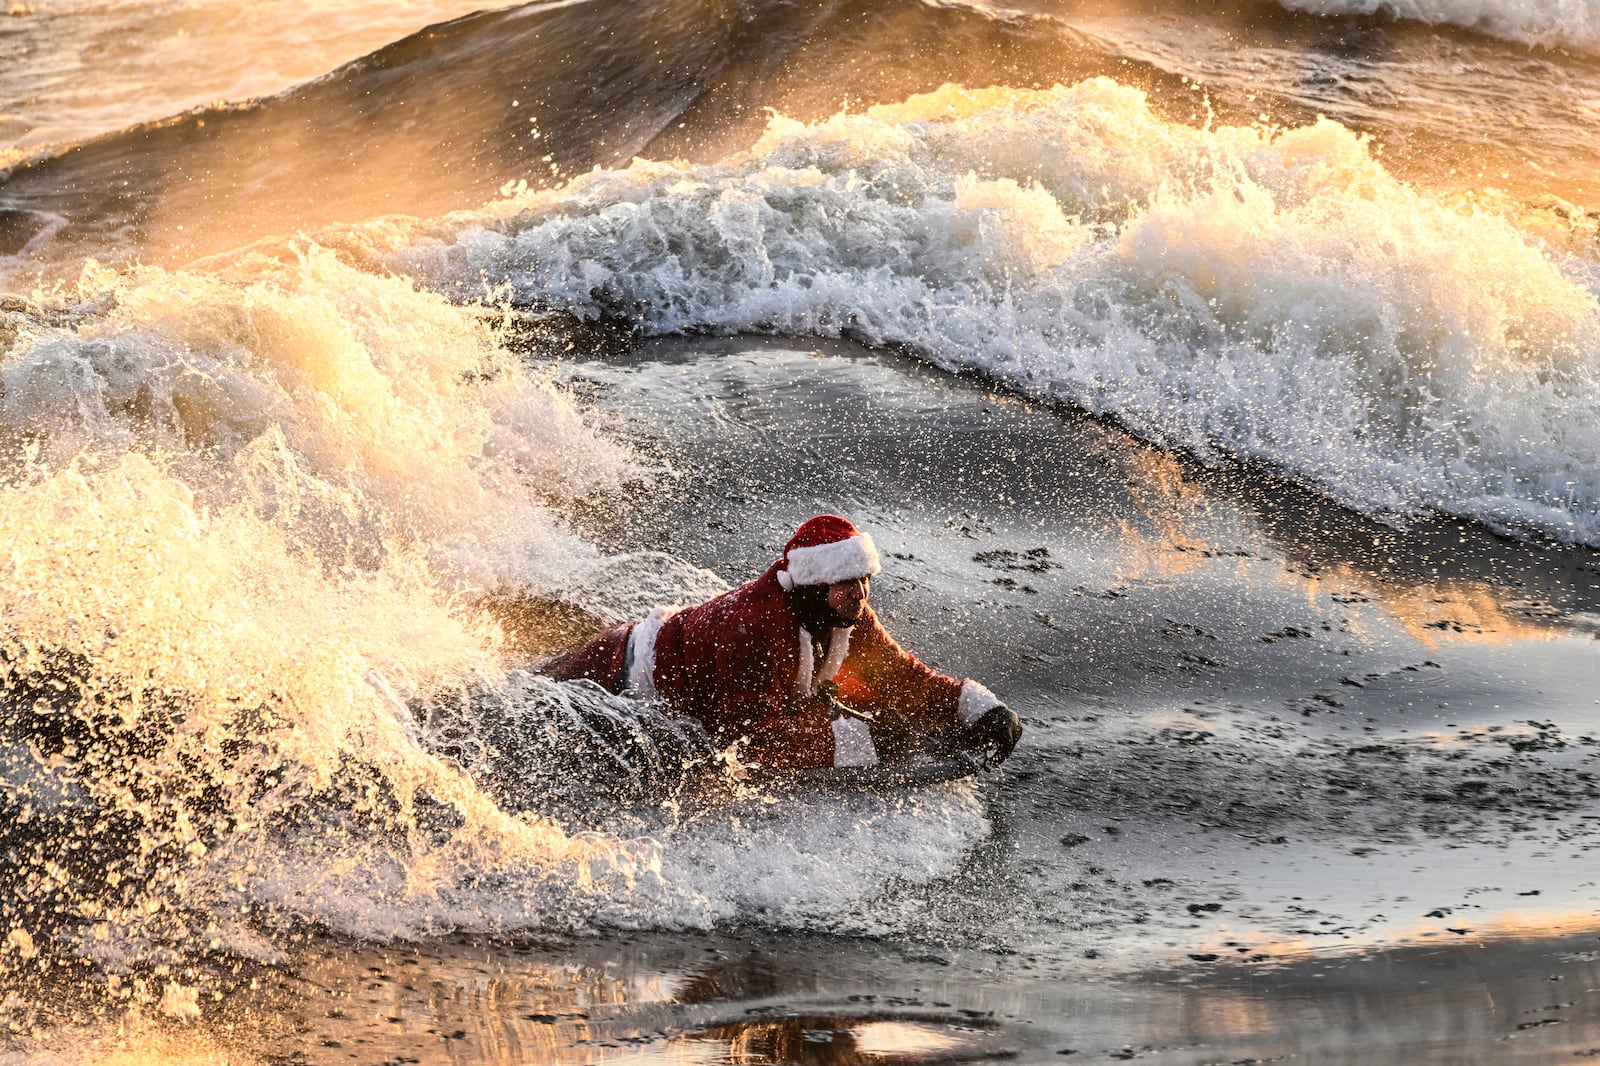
(957, 679), (1002, 726)
(626, 606), (676, 700)
(831, 716), (878, 767)
(783, 533), (881, 587)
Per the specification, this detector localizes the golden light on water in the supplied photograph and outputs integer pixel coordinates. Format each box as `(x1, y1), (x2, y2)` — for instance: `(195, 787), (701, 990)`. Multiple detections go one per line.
(1296, 568), (1559, 648)
(850, 1021), (961, 1057)
(1189, 904), (1600, 971)
(1105, 434), (1584, 650)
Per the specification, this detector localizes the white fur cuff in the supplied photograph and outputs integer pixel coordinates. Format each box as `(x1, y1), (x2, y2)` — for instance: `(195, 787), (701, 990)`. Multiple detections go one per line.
(957, 679), (1003, 726)
(782, 533), (881, 588)
(831, 716), (878, 767)
(625, 606), (676, 700)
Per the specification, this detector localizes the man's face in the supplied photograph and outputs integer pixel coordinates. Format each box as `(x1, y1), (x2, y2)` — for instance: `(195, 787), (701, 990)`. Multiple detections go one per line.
(825, 575), (871, 624)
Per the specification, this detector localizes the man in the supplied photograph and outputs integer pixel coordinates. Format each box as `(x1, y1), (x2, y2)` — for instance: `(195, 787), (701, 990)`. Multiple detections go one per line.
(542, 515), (1022, 772)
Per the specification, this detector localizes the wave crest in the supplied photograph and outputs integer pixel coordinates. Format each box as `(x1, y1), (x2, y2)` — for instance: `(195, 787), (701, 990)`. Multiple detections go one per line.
(391, 79), (1600, 544)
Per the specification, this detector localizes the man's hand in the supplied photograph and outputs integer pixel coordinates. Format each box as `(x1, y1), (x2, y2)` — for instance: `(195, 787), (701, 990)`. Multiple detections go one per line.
(958, 705), (1023, 767)
(790, 680), (849, 721)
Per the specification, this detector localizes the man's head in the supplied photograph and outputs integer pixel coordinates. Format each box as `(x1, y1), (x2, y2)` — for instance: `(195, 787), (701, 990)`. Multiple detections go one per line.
(777, 514), (882, 628)
(825, 574), (871, 624)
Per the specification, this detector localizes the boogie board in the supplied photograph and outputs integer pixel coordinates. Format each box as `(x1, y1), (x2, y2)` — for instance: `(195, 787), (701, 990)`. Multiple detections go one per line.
(757, 748), (984, 792)
(751, 695), (990, 792)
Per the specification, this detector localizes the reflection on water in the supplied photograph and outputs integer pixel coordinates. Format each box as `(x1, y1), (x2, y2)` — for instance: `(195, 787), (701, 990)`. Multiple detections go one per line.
(144, 934), (1019, 1066)
(20, 928), (1600, 1065)
(1103, 414), (1600, 650)
(689, 1017), (978, 1065)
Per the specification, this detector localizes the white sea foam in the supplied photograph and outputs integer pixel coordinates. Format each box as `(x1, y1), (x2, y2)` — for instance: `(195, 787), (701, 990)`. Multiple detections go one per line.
(1275, 0), (1600, 54)
(391, 78), (1600, 545)
(656, 785), (988, 935)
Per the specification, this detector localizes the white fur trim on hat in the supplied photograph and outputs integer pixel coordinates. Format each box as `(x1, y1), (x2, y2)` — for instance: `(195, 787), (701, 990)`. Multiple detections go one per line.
(782, 533), (881, 588)
(625, 606), (676, 700)
(831, 716), (878, 767)
(957, 679), (1003, 726)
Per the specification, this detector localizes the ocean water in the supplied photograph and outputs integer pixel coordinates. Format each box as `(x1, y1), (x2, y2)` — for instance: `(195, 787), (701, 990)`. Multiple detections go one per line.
(4, 1), (1600, 1062)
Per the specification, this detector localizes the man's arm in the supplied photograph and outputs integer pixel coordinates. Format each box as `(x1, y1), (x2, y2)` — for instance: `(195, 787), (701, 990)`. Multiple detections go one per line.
(836, 608), (965, 727)
(840, 609), (1021, 766)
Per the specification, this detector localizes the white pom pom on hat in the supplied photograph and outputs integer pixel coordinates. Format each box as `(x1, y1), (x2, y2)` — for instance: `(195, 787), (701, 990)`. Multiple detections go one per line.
(775, 514), (882, 591)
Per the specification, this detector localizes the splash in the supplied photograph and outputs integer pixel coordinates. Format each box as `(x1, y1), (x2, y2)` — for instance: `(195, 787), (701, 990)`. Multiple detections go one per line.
(0, 247), (676, 977)
(0, 244), (989, 1007)
(388, 78), (1600, 545)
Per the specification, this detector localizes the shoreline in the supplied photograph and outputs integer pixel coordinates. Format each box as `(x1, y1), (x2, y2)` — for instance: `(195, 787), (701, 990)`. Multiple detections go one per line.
(15, 922), (1600, 1064)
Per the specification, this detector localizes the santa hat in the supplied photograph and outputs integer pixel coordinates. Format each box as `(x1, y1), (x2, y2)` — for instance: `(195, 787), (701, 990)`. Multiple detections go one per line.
(776, 514), (882, 592)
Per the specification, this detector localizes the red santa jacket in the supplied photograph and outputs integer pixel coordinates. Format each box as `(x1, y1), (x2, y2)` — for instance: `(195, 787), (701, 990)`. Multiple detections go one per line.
(542, 560), (1001, 770)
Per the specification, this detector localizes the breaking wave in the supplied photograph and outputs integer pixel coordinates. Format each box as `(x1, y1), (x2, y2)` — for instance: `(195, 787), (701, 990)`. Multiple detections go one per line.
(384, 78), (1600, 546)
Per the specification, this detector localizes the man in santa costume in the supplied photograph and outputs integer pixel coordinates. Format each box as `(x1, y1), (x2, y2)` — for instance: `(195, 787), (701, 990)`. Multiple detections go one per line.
(541, 515), (1022, 772)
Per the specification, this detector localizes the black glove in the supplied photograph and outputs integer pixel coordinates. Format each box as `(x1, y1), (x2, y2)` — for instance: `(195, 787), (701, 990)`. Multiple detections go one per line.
(793, 679), (845, 721)
(957, 705), (1022, 767)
